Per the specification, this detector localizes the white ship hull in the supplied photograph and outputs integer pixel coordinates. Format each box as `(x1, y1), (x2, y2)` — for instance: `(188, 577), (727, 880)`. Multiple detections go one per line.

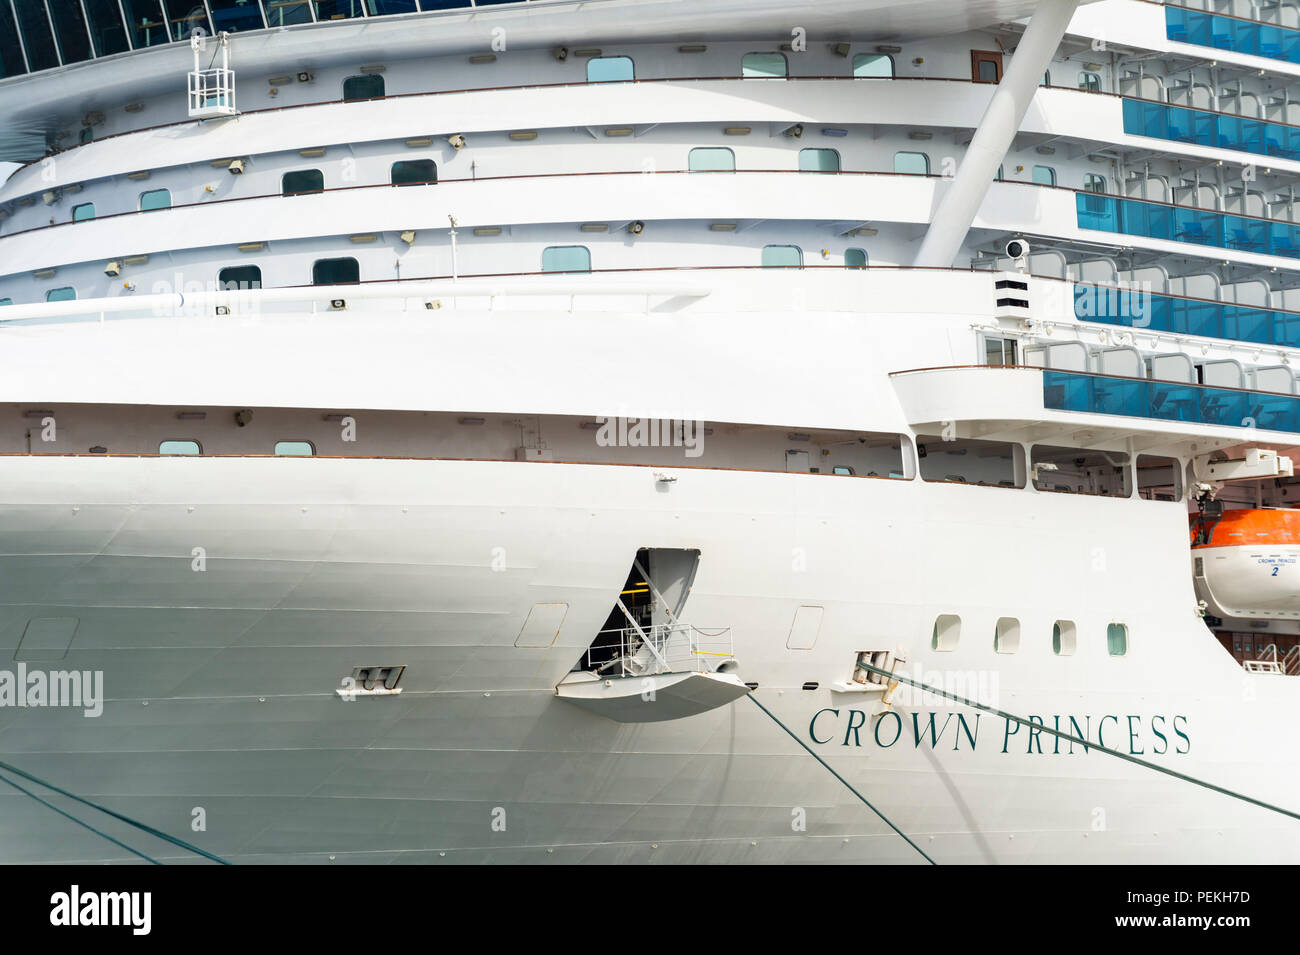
(1, 454), (1295, 864)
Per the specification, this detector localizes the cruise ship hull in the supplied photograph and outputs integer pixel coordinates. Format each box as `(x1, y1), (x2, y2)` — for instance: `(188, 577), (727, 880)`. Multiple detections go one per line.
(1, 454), (1295, 864)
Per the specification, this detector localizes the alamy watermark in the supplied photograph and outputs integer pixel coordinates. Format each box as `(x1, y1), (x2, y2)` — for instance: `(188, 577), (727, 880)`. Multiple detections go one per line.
(0, 664), (103, 717)
(593, 416), (705, 458)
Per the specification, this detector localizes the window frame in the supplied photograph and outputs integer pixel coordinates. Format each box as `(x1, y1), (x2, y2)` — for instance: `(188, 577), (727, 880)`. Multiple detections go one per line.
(282, 168), (325, 196)
(138, 188), (171, 212)
(688, 147), (736, 172)
(541, 245), (592, 274)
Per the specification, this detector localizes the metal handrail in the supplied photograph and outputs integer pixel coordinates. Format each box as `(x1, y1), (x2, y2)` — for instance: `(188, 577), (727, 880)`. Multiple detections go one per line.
(586, 624), (733, 678)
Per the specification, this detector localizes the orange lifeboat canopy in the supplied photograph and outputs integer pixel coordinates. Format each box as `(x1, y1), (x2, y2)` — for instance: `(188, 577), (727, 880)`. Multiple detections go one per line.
(1191, 507), (1300, 548)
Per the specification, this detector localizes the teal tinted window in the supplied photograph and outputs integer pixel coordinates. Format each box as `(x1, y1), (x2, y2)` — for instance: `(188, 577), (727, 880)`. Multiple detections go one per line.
(283, 169), (324, 195)
(312, 257), (360, 285)
(799, 148), (840, 172)
(742, 52), (786, 79)
(853, 53), (892, 78)
(587, 56), (633, 83)
(1032, 165), (1056, 186)
(46, 287), (76, 302)
(265, 1), (314, 25)
(139, 189), (171, 211)
(845, 248), (867, 268)
(72, 203), (95, 221)
(761, 245), (802, 268)
(219, 266), (262, 289)
(541, 246), (591, 273)
(159, 440), (201, 455)
(1106, 623), (1128, 656)
(274, 441), (315, 456)
(894, 151), (929, 175)
(0, 298), (12, 306)
(391, 160), (437, 185)
(689, 147), (735, 172)
(343, 73), (385, 101)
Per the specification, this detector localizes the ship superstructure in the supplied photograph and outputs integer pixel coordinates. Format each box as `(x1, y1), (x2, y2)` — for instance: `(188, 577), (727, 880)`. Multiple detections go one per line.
(0, 0), (1299, 863)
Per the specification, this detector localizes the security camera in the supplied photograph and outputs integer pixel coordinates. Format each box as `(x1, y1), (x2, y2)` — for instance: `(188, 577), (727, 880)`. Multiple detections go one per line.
(783, 124), (804, 138)
(234, 408), (254, 427)
(104, 261), (120, 277)
(448, 134), (466, 150)
(228, 159), (244, 175)
(628, 220), (645, 235)
(1004, 238), (1030, 259)
(552, 46), (569, 61)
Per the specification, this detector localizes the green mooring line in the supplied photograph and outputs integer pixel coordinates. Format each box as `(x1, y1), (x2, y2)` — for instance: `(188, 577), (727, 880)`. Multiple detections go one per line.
(0, 759), (232, 865)
(0, 772), (161, 865)
(746, 693), (937, 864)
(855, 661), (1300, 823)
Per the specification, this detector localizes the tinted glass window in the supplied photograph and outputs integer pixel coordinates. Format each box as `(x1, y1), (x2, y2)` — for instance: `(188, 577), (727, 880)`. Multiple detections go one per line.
(139, 188), (171, 211)
(274, 441), (315, 455)
(742, 52), (787, 79)
(799, 148), (839, 172)
(219, 265), (262, 289)
(313, 257), (360, 284)
(208, 0), (266, 32)
(541, 246), (591, 273)
(688, 147), (735, 172)
(159, 440), (201, 455)
(15, 0), (59, 71)
(83, 0), (130, 56)
(72, 202), (95, 221)
(46, 287), (76, 302)
(845, 248), (867, 268)
(894, 151), (929, 175)
(587, 56), (633, 83)
(49, 0), (94, 64)
(0, 1), (24, 78)
(265, 0), (313, 25)
(283, 169), (324, 195)
(852, 54), (892, 78)
(368, 0), (420, 11)
(391, 160), (437, 185)
(161, 1), (211, 41)
(761, 245), (802, 268)
(315, 0), (365, 19)
(1032, 165), (1056, 186)
(343, 73), (385, 101)
(120, 1), (169, 49)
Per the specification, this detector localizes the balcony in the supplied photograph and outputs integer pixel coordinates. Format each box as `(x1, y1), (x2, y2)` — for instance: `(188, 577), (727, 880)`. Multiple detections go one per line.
(1044, 368), (1300, 433)
(1165, 5), (1300, 63)
(1076, 192), (1300, 259)
(1074, 283), (1300, 348)
(1122, 98), (1300, 160)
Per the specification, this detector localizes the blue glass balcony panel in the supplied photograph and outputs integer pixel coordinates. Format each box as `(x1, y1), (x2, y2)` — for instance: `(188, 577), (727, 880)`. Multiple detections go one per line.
(1122, 99), (1300, 161)
(1166, 5), (1300, 64)
(1043, 370), (1300, 433)
(1073, 284), (1300, 347)
(1076, 193), (1300, 260)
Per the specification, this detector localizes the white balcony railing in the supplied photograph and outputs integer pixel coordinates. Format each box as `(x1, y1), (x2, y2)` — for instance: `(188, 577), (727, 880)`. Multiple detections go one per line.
(587, 624), (734, 678)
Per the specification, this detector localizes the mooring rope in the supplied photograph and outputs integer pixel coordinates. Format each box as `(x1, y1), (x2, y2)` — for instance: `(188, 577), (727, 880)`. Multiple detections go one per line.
(0, 758), (232, 865)
(0, 772), (161, 865)
(746, 693), (937, 864)
(855, 661), (1300, 823)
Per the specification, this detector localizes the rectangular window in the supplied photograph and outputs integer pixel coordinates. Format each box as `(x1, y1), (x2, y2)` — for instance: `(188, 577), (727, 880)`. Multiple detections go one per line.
(983, 335), (1017, 366)
(1031, 445), (1131, 497)
(139, 188), (171, 211)
(274, 441), (315, 455)
(208, 0), (266, 32)
(845, 248), (867, 268)
(541, 246), (591, 273)
(761, 245), (802, 268)
(316, 1), (365, 23)
(994, 617), (1020, 654)
(917, 435), (1022, 487)
(282, 169), (324, 195)
(1083, 172), (1107, 194)
(971, 50), (1002, 83)
(798, 148), (840, 172)
(265, 1), (314, 25)
(120, 1), (168, 49)
(688, 147), (735, 172)
(1032, 164), (1056, 186)
(312, 257), (360, 284)
(391, 159), (436, 185)
(162, 0), (211, 41)
(83, 0), (130, 56)
(72, 202), (95, 222)
(0, 1), (25, 77)
(46, 287), (76, 302)
(1107, 623), (1128, 656)
(742, 52), (787, 79)
(49, 0), (94, 64)
(159, 440), (201, 455)
(219, 265), (262, 289)
(15, 0), (59, 71)
(1136, 454), (1182, 501)
(1079, 71), (1101, 92)
(894, 151), (929, 175)
(852, 53), (892, 78)
(587, 55), (633, 83)
(343, 73), (385, 100)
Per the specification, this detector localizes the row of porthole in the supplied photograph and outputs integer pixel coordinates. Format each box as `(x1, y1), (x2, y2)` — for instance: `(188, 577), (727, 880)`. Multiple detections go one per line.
(156, 441), (314, 456)
(10, 242), (867, 306)
(931, 614), (1129, 657)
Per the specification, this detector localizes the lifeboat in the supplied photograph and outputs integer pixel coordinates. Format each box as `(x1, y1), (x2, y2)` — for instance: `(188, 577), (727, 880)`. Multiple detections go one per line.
(1191, 508), (1300, 619)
